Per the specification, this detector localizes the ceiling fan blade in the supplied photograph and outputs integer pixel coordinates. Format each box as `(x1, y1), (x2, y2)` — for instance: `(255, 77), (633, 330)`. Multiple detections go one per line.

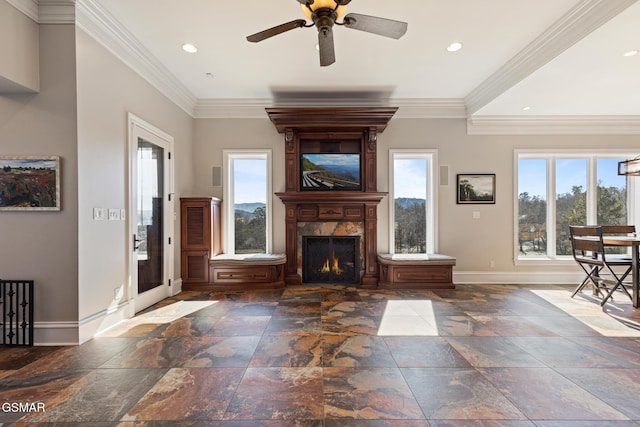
(247, 19), (307, 43)
(318, 28), (335, 67)
(343, 13), (408, 39)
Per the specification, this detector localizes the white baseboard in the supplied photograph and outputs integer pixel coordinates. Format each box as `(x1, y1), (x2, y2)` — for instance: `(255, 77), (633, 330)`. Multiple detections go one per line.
(454, 271), (582, 285)
(33, 321), (78, 346)
(172, 278), (183, 295)
(77, 300), (131, 345)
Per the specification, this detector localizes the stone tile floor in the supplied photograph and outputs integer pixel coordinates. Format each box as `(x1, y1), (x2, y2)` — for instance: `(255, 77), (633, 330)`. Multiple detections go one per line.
(2, 283), (640, 426)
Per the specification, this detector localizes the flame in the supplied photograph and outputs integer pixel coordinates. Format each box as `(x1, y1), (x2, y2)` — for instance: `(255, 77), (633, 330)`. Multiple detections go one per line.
(321, 251), (344, 275)
(321, 258), (330, 273)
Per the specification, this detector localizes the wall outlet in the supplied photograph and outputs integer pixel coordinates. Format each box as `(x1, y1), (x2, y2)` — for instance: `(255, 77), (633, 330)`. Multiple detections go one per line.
(93, 207), (105, 220)
(108, 208), (119, 220)
(472, 211), (481, 219)
(490, 260), (495, 268)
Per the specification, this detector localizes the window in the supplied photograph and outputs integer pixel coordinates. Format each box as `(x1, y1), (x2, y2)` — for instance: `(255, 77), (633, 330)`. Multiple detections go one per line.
(389, 150), (437, 254)
(516, 151), (635, 260)
(223, 150), (272, 254)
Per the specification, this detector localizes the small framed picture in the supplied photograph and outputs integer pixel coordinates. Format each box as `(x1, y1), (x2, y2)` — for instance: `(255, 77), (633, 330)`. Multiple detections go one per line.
(457, 173), (495, 204)
(0, 155), (61, 211)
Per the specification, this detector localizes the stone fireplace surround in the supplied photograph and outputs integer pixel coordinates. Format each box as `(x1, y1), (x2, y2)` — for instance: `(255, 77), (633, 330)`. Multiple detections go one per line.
(267, 107), (397, 287)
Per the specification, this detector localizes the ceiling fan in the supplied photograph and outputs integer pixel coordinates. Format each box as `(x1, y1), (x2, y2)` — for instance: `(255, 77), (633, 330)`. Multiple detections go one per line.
(246, 0), (408, 67)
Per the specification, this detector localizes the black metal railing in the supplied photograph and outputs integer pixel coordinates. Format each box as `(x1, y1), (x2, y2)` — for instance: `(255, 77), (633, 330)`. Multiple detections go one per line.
(1, 280), (34, 346)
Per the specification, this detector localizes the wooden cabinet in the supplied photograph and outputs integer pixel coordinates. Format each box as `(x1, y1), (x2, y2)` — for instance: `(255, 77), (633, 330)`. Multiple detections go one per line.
(180, 197), (221, 287)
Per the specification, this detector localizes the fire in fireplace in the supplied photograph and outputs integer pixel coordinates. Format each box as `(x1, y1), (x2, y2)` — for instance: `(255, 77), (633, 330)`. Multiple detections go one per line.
(302, 236), (360, 284)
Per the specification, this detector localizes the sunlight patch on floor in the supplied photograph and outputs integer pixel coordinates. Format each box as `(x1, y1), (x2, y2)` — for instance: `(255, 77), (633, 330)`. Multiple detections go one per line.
(97, 300), (218, 337)
(530, 289), (640, 337)
(377, 300), (439, 336)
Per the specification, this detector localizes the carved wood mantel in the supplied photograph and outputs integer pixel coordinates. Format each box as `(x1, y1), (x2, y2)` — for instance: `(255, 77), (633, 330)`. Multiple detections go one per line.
(267, 107), (398, 287)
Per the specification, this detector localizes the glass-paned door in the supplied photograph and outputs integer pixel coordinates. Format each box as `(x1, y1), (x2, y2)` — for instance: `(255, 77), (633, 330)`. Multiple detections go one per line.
(136, 138), (164, 293)
(128, 113), (173, 314)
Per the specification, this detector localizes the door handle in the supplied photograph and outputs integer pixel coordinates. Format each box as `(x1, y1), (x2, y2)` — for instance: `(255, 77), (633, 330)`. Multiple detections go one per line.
(133, 234), (143, 251)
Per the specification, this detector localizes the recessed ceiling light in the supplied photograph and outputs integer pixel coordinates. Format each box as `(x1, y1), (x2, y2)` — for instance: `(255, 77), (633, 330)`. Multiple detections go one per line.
(181, 43), (198, 53)
(522, 106), (531, 111)
(623, 49), (639, 57)
(446, 42), (463, 52)
(205, 72), (214, 79)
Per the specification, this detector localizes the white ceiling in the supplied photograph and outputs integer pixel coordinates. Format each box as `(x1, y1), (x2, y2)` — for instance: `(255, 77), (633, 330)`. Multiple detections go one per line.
(15, 0), (640, 129)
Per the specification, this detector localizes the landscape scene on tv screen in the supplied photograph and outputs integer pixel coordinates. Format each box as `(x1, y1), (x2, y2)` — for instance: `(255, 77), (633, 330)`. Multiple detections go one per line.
(301, 153), (361, 190)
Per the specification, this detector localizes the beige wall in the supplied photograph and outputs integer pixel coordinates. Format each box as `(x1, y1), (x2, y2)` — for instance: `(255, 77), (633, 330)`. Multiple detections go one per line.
(0, 24), (79, 343)
(76, 29), (194, 339)
(192, 118), (286, 253)
(191, 116), (640, 282)
(0, 20), (194, 344)
(0, 0), (39, 92)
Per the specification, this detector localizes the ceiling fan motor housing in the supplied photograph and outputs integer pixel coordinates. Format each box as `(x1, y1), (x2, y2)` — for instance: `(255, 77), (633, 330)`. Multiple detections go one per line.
(312, 8), (337, 32)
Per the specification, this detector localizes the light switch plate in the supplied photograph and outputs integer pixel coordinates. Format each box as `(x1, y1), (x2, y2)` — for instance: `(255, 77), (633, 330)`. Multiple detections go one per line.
(120, 209), (126, 220)
(108, 208), (119, 220)
(472, 211), (481, 219)
(93, 207), (105, 220)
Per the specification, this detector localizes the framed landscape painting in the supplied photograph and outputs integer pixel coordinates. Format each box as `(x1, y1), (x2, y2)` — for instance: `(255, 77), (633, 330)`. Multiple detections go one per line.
(457, 173), (495, 204)
(0, 156), (61, 211)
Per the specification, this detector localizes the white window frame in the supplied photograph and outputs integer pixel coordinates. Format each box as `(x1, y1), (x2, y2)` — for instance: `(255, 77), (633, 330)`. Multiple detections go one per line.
(389, 149), (438, 254)
(514, 149), (639, 264)
(223, 149), (273, 254)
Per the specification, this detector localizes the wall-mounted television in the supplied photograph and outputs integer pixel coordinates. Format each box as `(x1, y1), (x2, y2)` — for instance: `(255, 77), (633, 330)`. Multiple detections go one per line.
(301, 153), (361, 191)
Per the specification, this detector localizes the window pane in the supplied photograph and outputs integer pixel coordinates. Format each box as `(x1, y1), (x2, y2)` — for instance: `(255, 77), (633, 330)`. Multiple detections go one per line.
(518, 159), (547, 258)
(555, 159), (587, 256)
(394, 158), (427, 253)
(597, 158), (627, 225)
(233, 158), (266, 254)
(598, 159), (628, 255)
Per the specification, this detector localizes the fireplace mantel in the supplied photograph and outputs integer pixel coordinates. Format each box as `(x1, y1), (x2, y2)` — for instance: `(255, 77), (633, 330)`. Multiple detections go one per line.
(268, 107), (397, 287)
(275, 191), (387, 204)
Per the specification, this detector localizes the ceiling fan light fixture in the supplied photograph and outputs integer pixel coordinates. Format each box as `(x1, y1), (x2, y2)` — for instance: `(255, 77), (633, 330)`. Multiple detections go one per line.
(301, 0), (347, 20)
(618, 157), (640, 176)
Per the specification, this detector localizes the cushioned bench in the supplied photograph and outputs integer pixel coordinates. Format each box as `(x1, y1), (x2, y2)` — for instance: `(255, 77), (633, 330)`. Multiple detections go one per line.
(377, 253), (456, 289)
(208, 253), (286, 290)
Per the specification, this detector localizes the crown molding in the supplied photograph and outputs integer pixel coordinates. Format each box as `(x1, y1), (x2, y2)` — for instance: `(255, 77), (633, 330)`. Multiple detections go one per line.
(9, 0), (77, 24)
(193, 99), (272, 119)
(467, 115), (640, 135)
(394, 99), (467, 119)
(38, 0), (75, 24)
(6, 0), (38, 21)
(75, 0), (197, 116)
(465, 0), (638, 115)
(193, 98), (467, 119)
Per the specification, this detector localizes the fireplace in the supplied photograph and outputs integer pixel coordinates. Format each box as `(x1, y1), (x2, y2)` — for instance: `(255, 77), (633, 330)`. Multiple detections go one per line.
(303, 236), (360, 284)
(268, 107), (398, 287)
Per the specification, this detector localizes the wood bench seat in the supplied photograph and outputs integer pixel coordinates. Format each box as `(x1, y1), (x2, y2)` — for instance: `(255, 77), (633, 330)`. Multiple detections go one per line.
(377, 253), (456, 289)
(206, 253), (286, 290)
